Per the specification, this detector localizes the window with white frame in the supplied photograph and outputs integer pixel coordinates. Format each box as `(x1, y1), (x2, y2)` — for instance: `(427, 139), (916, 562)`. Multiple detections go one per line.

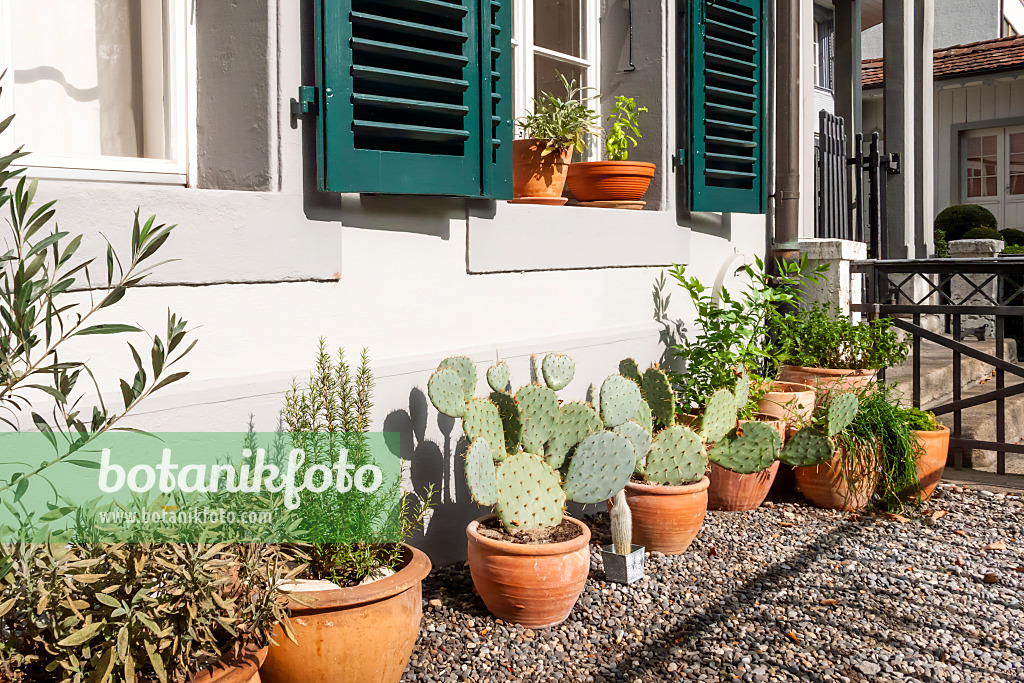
(511, 0), (599, 128)
(0, 0), (188, 183)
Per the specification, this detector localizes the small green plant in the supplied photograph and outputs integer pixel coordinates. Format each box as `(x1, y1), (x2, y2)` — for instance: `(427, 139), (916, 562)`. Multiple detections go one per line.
(769, 304), (909, 371)
(935, 204), (998, 241)
(934, 227), (950, 258)
(961, 226), (1002, 240)
(901, 406), (941, 432)
(604, 96), (647, 161)
(516, 75), (600, 156)
(999, 228), (1024, 246)
(1004, 244), (1024, 255)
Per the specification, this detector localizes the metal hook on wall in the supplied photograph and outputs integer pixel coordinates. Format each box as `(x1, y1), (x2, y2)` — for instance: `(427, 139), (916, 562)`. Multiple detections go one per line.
(623, 0), (636, 72)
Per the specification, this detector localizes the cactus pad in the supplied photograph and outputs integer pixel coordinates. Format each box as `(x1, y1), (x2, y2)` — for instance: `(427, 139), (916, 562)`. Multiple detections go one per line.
(515, 383), (559, 453)
(464, 398), (507, 463)
(463, 437), (498, 505)
(439, 356), (477, 401)
(642, 367), (676, 428)
(779, 427), (833, 467)
(615, 420), (652, 471)
(701, 388), (739, 443)
(600, 374), (642, 428)
(427, 368), (467, 418)
(495, 452), (565, 529)
(562, 431), (636, 503)
(827, 393), (859, 436)
(490, 391), (523, 454)
(708, 421), (781, 474)
(541, 353), (575, 391)
(486, 362), (511, 392)
(618, 357), (642, 387)
(645, 426), (707, 486)
(734, 372), (750, 411)
(545, 401), (602, 469)
(634, 398), (654, 434)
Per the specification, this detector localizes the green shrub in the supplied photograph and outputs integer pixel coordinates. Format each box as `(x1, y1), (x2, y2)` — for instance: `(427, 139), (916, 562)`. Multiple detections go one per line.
(1004, 244), (1024, 255)
(961, 226), (1002, 240)
(768, 304), (910, 371)
(935, 204), (998, 241)
(999, 228), (1024, 246)
(934, 228), (950, 258)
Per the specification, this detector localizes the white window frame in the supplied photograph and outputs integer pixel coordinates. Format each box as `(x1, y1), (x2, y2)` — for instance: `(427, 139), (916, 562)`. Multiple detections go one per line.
(0, 0), (192, 185)
(510, 0), (600, 144)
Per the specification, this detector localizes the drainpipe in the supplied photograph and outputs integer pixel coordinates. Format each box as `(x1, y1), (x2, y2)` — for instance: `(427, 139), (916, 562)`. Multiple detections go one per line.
(773, 0), (802, 263)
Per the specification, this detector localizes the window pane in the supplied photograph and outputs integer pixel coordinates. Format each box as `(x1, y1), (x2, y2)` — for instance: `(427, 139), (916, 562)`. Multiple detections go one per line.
(986, 176), (999, 196)
(1011, 173), (1024, 195)
(534, 0), (583, 58)
(968, 178), (982, 197)
(9, 0), (173, 160)
(533, 55), (584, 101)
(1012, 133), (1024, 154)
(983, 135), (997, 156)
(968, 137), (981, 157)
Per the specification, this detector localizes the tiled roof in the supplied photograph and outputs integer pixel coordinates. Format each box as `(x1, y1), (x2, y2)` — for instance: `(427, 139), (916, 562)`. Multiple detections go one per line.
(863, 35), (1024, 89)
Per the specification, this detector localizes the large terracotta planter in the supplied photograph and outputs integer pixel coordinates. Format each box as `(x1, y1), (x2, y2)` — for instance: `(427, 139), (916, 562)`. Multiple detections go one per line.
(794, 447), (878, 511)
(779, 365), (876, 392)
(707, 418), (785, 511)
(911, 425), (951, 500)
(511, 139), (573, 204)
(466, 515), (590, 629)
(624, 477), (710, 555)
(756, 381), (816, 425)
(566, 161), (656, 201)
(260, 545), (431, 683)
(190, 648), (267, 683)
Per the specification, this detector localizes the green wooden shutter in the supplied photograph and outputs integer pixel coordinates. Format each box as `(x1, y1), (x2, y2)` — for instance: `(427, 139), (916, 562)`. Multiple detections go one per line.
(313, 0), (512, 197)
(685, 0), (766, 214)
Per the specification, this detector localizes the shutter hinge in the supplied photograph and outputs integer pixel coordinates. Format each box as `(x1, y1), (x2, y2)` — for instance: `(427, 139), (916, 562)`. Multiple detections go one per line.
(674, 149), (685, 170)
(291, 86), (318, 116)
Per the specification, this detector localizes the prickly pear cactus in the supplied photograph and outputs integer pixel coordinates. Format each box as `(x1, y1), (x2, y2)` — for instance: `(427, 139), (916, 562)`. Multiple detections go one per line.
(614, 420), (652, 472)
(779, 427), (832, 467)
(645, 426), (707, 486)
(428, 368), (468, 418)
(464, 398), (506, 463)
(541, 353), (575, 391)
(464, 437), (497, 505)
(733, 372), (750, 412)
(562, 431), (635, 503)
(619, 358), (642, 387)
(487, 362), (511, 392)
(490, 391), (523, 454)
(707, 422), (781, 474)
(633, 398), (654, 435)
(827, 393), (859, 436)
(515, 383), (559, 453)
(599, 374), (642, 428)
(494, 452), (566, 529)
(642, 367), (676, 428)
(701, 388), (739, 443)
(439, 356), (477, 401)
(545, 401), (603, 469)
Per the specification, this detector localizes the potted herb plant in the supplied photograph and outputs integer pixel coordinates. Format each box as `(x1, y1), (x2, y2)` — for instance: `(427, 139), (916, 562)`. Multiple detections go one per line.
(901, 407), (950, 501)
(770, 304), (910, 390)
(513, 75), (599, 205)
(567, 95), (656, 207)
(260, 342), (433, 683)
(427, 353), (639, 628)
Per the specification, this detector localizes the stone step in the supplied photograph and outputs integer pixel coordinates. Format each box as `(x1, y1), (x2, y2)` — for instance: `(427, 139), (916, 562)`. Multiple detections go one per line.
(886, 337), (1018, 407)
(931, 373), (1024, 472)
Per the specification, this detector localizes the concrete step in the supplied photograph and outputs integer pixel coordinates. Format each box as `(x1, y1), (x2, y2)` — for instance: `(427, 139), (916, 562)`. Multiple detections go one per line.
(933, 372), (1024, 471)
(886, 337), (1018, 407)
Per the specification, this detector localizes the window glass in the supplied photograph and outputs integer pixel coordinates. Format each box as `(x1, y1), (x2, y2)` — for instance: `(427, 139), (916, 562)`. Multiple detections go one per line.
(966, 134), (999, 198)
(1009, 133), (1024, 195)
(533, 0), (582, 58)
(533, 56), (583, 100)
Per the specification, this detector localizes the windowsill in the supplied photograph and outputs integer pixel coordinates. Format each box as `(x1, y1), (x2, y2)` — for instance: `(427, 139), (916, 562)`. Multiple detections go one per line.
(466, 201), (690, 273)
(19, 155), (187, 186)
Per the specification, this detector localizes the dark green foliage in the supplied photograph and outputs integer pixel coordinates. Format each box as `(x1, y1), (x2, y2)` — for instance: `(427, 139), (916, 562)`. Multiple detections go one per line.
(934, 228), (950, 258)
(935, 204), (998, 241)
(961, 226), (1002, 240)
(769, 304), (909, 371)
(999, 228), (1024, 246)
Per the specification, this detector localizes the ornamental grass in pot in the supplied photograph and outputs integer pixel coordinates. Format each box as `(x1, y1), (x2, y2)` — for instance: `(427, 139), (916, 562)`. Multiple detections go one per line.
(260, 342), (433, 683)
(512, 75), (598, 204)
(427, 352), (641, 628)
(567, 95), (656, 205)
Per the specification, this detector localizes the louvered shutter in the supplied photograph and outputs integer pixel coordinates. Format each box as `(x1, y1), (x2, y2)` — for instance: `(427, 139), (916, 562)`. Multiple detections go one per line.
(313, 0), (512, 197)
(685, 0), (766, 214)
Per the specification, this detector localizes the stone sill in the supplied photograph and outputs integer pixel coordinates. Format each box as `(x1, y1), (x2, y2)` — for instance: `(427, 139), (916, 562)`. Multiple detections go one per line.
(466, 201), (690, 273)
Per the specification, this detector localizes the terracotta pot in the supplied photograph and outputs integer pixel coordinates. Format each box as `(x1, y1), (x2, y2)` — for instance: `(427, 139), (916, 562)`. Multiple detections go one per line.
(565, 161), (656, 201)
(794, 447), (878, 511)
(260, 545), (431, 683)
(779, 365), (876, 392)
(911, 425), (951, 500)
(190, 647), (267, 683)
(623, 477), (709, 555)
(511, 139), (573, 201)
(707, 418), (785, 511)
(466, 515), (590, 629)
(756, 381), (816, 425)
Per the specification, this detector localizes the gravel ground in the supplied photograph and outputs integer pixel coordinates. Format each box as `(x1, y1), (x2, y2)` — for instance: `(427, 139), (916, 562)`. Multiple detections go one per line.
(402, 484), (1024, 683)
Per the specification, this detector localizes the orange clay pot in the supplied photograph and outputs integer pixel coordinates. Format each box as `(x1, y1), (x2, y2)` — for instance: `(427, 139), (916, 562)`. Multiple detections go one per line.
(466, 515), (590, 629)
(779, 365), (876, 392)
(624, 477), (710, 555)
(511, 139), (573, 201)
(189, 648), (267, 683)
(911, 425), (951, 500)
(566, 161), (656, 201)
(794, 447), (879, 511)
(756, 381), (817, 425)
(707, 418), (785, 511)
(260, 545), (431, 683)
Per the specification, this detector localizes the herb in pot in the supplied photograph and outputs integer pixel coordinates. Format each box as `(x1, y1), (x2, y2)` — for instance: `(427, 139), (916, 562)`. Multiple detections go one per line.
(516, 75), (600, 156)
(769, 304), (910, 371)
(604, 96), (647, 161)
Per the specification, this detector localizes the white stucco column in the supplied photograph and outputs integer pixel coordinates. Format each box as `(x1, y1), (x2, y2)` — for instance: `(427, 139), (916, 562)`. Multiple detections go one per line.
(882, 0), (916, 259)
(798, 238), (868, 316)
(914, 0), (935, 258)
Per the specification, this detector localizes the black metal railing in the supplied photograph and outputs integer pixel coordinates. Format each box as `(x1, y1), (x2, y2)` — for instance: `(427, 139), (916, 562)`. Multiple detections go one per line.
(852, 257), (1024, 473)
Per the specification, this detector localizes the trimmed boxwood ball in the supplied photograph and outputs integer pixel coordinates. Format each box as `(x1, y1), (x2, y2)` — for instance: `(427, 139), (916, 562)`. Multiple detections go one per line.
(935, 204), (998, 241)
(961, 226), (1003, 240)
(999, 228), (1024, 246)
